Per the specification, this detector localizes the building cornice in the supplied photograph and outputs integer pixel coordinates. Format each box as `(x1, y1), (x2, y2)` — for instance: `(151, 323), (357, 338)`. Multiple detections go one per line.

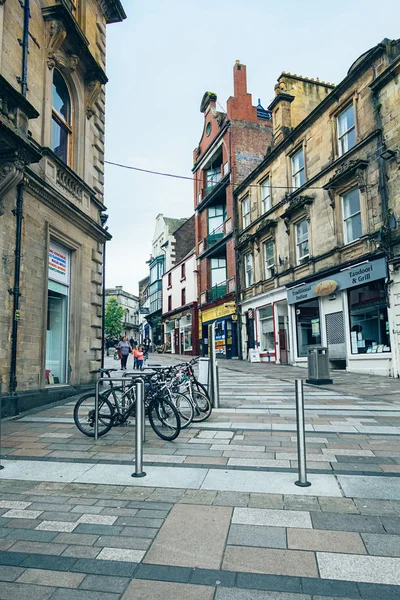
(97, 0), (127, 24)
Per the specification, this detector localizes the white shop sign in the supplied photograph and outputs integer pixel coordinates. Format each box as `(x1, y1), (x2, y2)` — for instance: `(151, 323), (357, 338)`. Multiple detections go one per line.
(48, 241), (70, 285)
(249, 349), (261, 363)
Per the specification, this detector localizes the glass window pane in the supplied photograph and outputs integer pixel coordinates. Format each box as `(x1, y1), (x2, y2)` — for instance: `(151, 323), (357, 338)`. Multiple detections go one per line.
(51, 118), (69, 163)
(46, 289), (69, 384)
(348, 280), (390, 354)
(52, 71), (71, 122)
(296, 298), (320, 357)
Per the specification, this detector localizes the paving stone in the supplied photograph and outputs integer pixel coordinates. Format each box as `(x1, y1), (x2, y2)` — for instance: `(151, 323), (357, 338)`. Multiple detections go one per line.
(301, 576), (361, 597)
(135, 563), (192, 582)
(2, 510), (43, 520)
(50, 590), (120, 600)
(0, 565), (25, 582)
(317, 551), (400, 585)
(310, 512), (384, 533)
(7, 541), (67, 556)
(179, 490), (217, 505)
(94, 536), (151, 550)
(357, 582), (400, 599)
(318, 498), (359, 514)
(216, 591), (309, 600)
(95, 508), (138, 517)
(354, 498), (397, 516)
(16, 568), (85, 588)
(134, 509), (168, 519)
(70, 558), (136, 577)
(77, 515), (117, 526)
(61, 546), (101, 559)
(233, 508), (312, 529)
(190, 568), (236, 587)
(287, 528), (366, 554)
(236, 572), (304, 594)
(0, 551), (28, 566)
(79, 574), (130, 593)
(129, 502), (174, 511)
(96, 548), (145, 562)
(73, 524), (122, 536)
(0, 502), (31, 510)
(52, 533), (99, 546)
(228, 524), (287, 549)
(20, 553), (77, 571)
(4, 520), (42, 530)
(248, 494), (284, 509)
(70, 506), (105, 515)
(114, 517), (164, 528)
(0, 582), (55, 600)
(35, 521), (77, 533)
(362, 533), (400, 557)
(380, 517), (400, 534)
(121, 579), (215, 600)
(119, 527), (158, 539)
(27, 503), (72, 513)
(283, 496), (320, 511)
(214, 492), (250, 507)
(222, 546), (318, 578)
(95, 500), (129, 508)
(0, 539), (15, 550)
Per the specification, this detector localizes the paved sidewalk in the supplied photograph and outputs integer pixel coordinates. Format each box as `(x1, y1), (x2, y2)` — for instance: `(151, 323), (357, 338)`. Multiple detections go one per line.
(0, 354), (400, 599)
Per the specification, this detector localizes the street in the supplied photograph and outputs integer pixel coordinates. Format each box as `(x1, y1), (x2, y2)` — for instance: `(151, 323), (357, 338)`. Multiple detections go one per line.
(1, 357), (400, 599)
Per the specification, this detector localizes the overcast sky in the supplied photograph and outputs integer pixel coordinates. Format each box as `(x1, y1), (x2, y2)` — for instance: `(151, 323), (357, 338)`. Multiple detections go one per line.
(104, 0), (399, 294)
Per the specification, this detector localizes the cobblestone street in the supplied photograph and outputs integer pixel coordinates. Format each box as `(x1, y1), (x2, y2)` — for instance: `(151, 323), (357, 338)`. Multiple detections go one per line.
(1, 355), (400, 599)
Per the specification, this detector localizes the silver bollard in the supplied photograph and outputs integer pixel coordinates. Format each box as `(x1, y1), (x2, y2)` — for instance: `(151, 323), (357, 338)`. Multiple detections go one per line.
(132, 379), (146, 478)
(210, 322), (220, 409)
(295, 379), (311, 487)
(0, 381), (4, 471)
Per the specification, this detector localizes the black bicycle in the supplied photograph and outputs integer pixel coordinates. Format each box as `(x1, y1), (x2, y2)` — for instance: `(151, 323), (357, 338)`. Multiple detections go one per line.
(73, 368), (181, 441)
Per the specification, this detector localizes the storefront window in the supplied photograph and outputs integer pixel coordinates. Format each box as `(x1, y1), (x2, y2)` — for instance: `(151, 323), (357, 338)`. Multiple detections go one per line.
(46, 242), (70, 384)
(348, 280), (390, 354)
(296, 298), (321, 357)
(214, 320), (226, 356)
(259, 305), (274, 352)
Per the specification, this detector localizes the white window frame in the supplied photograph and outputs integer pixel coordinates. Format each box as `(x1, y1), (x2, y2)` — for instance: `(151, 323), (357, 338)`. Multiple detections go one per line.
(260, 176), (271, 214)
(291, 148), (305, 190)
(244, 253), (253, 287)
(337, 104), (356, 157)
(342, 187), (362, 244)
(263, 239), (275, 279)
(242, 197), (250, 228)
(296, 219), (309, 264)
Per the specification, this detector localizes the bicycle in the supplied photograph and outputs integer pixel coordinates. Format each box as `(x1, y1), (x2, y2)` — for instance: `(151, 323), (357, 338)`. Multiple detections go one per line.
(73, 368), (181, 441)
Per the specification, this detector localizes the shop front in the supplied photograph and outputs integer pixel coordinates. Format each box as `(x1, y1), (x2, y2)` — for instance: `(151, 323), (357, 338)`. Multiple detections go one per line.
(241, 288), (289, 364)
(163, 305), (198, 356)
(287, 256), (392, 376)
(200, 302), (238, 359)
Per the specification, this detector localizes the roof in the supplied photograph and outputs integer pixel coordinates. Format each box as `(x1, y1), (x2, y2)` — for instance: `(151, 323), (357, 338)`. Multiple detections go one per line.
(164, 217), (189, 234)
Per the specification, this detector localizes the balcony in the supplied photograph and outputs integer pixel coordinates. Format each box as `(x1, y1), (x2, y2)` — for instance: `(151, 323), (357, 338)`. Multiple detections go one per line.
(198, 168), (230, 211)
(203, 277), (235, 304)
(198, 218), (233, 258)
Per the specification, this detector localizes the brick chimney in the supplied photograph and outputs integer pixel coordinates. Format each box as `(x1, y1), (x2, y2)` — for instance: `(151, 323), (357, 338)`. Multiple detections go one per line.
(227, 61), (258, 122)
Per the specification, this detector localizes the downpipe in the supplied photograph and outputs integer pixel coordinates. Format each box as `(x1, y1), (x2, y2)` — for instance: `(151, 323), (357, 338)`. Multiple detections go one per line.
(9, 184), (24, 395)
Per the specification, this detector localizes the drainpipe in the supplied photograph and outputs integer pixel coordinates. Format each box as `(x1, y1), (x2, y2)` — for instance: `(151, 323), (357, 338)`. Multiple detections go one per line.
(9, 184), (24, 395)
(100, 214), (109, 369)
(21, 0), (30, 98)
(372, 91), (389, 223)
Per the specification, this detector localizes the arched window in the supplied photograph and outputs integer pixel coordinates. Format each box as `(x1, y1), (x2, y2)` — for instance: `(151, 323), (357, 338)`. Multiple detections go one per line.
(51, 70), (72, 165)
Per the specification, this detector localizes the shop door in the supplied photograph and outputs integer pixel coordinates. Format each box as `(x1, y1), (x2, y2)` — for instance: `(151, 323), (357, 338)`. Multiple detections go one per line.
(279, 327), (288, 364)
(174, 329), (180, 354)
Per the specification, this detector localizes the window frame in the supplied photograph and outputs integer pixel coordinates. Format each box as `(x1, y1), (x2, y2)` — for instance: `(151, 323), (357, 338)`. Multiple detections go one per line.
(244, 252), (253, 288)
(167, 295), (172, 312)
(51, 70), (73, 166)
(337, 103), (356, 157)
(341, 186), (362, 245)
(291, 147), (305, 190)
(263, 239), (275, 279)
(181, 263), (186, 280)
(181, 287), (186, 306)
(295, 219), (309, 264)
(260, 176), (271, 214)
(242, 196), (250, 229)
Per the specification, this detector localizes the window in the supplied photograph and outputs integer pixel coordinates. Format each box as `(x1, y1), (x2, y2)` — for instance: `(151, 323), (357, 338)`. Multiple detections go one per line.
(296, 298), (321, 357)
(259, 305), (274, 352)
(263, 240), (275, 279)
(167, 272), (172, 288)
(242, 197), (250, 228)
(342, 187), (362, 244)
(337, 104), (356, 156)
(208, 205), (225, 235)
(261, 177), (271, 213)
(244, 253), (253, 287)
(168, 295), (172, 312)
(296, 219), (309, 264)
(348, 280), (390, 354)
(291, 148), (305, 189)
(181, 263), (186, 279)
(210, 257), (227, 299)
(51, 70), (72, 165)
(181, 288), (186, 306)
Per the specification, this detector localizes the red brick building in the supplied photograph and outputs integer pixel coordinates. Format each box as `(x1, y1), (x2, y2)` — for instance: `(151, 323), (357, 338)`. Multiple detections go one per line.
(193, 61), (273, 358)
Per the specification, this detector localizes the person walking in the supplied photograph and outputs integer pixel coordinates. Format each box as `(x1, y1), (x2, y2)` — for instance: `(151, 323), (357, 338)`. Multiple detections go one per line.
(118, 337), (131, 370)
(144, 337), (151, 360)
(133, 345), (140, 369)
(137, 347), (144, 370)
(129, 337), (135, 348)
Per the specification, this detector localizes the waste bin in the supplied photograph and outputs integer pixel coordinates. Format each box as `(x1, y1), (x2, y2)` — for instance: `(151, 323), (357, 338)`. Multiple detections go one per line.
(306, 346), (332, 385)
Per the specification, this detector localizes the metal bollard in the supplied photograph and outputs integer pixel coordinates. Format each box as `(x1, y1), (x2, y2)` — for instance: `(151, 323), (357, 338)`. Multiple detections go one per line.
(132, 379), (146, 478)
(295, 379), (311, 487)
(94, 379), (100, 441)
(0, 381), (4, 471)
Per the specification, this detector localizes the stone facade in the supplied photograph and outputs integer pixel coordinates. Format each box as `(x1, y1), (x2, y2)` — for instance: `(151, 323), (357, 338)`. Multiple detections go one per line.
(0, 0), (126, 415)
(235, 39), (400, 377)
(105, 286), (139, 340)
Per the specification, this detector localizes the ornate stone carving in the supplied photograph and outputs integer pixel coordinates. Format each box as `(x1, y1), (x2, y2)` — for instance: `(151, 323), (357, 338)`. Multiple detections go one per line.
(67, 54), (79, 72)
(327, 189), (335, 209)
(324, 158), (368, 190)
(284, 218), (291, 235)
(0, 161), (25, 216)
(47, 20), (67, 69)
(86, 80), (102, 119)
(56, 166), (83, 201)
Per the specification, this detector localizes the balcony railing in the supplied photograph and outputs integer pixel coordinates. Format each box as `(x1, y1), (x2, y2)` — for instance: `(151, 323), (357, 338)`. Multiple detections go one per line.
(199, 164), (230, 205)
(204, 218), (232, 251)
(207, 282), (227, 302)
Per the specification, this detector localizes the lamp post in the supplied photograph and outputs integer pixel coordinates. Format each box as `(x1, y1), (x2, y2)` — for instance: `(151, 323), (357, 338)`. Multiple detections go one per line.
(100, 213), (109, 369)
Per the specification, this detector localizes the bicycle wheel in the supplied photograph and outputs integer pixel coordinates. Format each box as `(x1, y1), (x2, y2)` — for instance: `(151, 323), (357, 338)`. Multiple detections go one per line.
(148, 397), (181, 441)
(191, 390), (212, 422)
(73, 393), (114, 437)
(193, 380), (211, 402)
(171, 391), (194, 428)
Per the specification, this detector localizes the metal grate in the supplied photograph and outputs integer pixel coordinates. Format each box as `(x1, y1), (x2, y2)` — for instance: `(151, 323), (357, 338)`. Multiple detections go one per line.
(326, 312), (345, 345)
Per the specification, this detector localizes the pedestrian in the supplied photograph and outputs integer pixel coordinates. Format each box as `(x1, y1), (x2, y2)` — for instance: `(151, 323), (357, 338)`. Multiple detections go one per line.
(133, 345), (140, 369)
(117, 336), (131, 370)
(137, 347), (144, 370)
(144, 337), (151, 360)
(129, 336), (135, 348)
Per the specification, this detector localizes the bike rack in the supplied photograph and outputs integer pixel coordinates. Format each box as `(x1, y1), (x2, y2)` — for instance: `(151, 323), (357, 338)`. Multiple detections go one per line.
(0, 381), (4, 471)
(94, 376), (146, 477)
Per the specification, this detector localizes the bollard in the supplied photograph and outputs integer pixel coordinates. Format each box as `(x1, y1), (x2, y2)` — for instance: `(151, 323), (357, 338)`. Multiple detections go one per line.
(295, 379), (311, 487)
(210, 321), (220, 409)
(132, 379), (146, 478)
(0, 381), (3, 471)
(94, 379), (100, 441)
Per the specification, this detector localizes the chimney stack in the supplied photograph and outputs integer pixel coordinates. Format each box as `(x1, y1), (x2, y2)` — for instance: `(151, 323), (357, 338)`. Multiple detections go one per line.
(227, 61), (258, 122)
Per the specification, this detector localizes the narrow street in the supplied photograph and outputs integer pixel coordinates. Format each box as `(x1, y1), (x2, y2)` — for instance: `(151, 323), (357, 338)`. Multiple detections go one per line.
(1, 356), (400, 599)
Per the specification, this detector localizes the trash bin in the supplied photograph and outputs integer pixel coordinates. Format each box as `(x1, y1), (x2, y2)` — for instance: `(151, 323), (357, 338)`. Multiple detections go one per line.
(306, 346), (332, 385)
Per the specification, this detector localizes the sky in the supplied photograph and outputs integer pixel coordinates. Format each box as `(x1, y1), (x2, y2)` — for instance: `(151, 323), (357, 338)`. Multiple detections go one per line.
(104, 0), (400, 294)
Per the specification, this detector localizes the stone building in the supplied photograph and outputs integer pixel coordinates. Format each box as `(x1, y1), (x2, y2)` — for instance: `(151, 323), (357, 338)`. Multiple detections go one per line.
(105, 286), (139, 340)
(0, 0), (126, 416)
(235, 39), (400, 377)
(193, 61), (272, 359)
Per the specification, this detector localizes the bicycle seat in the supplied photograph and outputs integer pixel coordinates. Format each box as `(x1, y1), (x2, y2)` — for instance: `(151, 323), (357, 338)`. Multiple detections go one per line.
(98, 368), (118, 373)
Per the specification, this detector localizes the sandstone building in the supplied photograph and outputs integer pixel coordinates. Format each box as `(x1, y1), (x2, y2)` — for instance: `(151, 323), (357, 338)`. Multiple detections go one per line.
(235, 39), (400, 377)
(0, 0), (126, 415)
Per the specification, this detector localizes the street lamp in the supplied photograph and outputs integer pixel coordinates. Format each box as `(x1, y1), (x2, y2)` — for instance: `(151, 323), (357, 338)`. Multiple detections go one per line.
(100, 213), (109, 369)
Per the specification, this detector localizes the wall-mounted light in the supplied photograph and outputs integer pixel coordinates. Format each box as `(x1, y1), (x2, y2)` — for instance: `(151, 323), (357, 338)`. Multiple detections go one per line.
(381, 148), (397, 161)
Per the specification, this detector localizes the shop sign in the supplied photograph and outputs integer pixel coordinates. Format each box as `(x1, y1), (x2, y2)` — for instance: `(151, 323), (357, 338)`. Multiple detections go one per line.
(287, 258), (387, 305)
(48, 242), (69, 285)
(201, 301), (236, 324)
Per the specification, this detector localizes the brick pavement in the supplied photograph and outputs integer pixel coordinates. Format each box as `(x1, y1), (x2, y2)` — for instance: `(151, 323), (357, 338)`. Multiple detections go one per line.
(0, 353), (400, 598)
